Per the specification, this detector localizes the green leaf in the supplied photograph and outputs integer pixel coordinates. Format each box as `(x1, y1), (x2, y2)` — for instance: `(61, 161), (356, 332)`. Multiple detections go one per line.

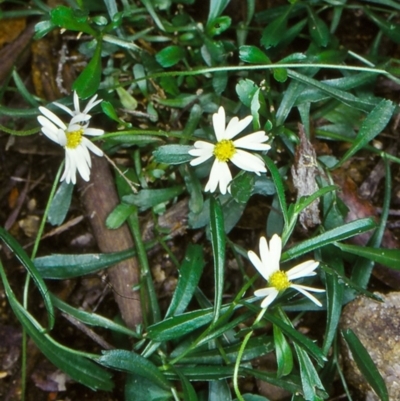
(0, 261), (113, 391)
(52, 295), (140, 338)
(125, 374), (172, 401)
(239, 45), (271, 64)
(123, 186), (184, 212)
(288, 69), (378, 112)
(342, 329), (389, 401)
(273, 324), (293, 377)
(101, 101), (126, 125)
(212, 70), (228, 95)
(116, 86), (138, 110)
(106, 203), (136, 229)
(177, 336), (273, 365)
(336, 243), (400, 270)
(210, 197), (225, 323)
(175, 368), (199, 401)
(34, 20), (56, 40)
(48, 181), (73, 226)
(243, 368), (302, 395)
(282, 217), (377, 262)
(364, 8), (400, 44)
(99, 350), (171, 390)
(147, 303), (240, 342)
(34, 248), (140, 279)
(50, 6), (96, 35)
(321, 246), (344, 356)
(165, 244), (205, 318)
(336, 99), (395, 168)
(273, 68), (288, 83)
(264, 156), (288, 227)
(206, 16), (231, 37)
(0, 228), (54, 330)
(263, 310), (326, 367)
(307, 7), (330, 47)
(294, 343), (327, 400)
(164, 365), (236, 381)
(207, 0), (231, 22)
(236, 79), (259, 108)
(209, 380), (232, 401)
(230, 173), (254, 204)
(261, 10), (289, 49)
(156, 45), (186, 67)
(154, 145), (194, 164)
(72, 39), (102, 98)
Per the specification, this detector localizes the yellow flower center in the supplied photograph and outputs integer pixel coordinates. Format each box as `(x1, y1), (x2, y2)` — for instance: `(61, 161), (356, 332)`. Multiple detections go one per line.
(269, 271), (291, 291)
(66, 129), (84, 149)
(213, 139), (236, 162)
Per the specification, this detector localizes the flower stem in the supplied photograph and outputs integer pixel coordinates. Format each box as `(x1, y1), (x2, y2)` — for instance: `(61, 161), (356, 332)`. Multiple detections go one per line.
(233, 307), (267, 401)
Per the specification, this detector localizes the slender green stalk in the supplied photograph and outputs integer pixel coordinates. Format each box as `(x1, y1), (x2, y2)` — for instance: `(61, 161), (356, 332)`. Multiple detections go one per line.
(127, 211), (161, 326)
(129, 63), (395, 85)
(21, 163), (63, 401)
(233, 307), (267, 401)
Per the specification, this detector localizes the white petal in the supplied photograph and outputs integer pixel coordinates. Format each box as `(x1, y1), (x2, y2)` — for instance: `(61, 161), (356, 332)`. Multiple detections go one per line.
(83, 94), (102, 114)
(230, 150), (266, 174)
(204, 159), (232, 194)
(192, 140), (215, 150)
(74, 147), (91, 181)
(269, 235), (282, 274)
(84, 128), (104, 137)
(39, 107), (67, 130)
(234, 131), (271, 151)
(255, 237), (276, 278)
(287, 260), (320, 281)
(254, 288), (279, 309)
(82, 137), (103, 157)
(189, 153), (214, 166)
(212, 107), (226, 141)
(53, 102), (75, 117)
(224, 115), (252, 140)
(291, 283), (325, 293)
(39, 122), (60, 144)
(73, 91), (80, 113)
(248, 250), (270, 281)
(56, 129), (67, 146)
(63, 150), (77, 184)
(290, 284), (324, 307)
(70, 113), (91, 126)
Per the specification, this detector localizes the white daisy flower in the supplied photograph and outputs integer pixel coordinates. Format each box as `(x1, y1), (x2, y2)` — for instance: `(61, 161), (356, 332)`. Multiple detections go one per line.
(37, 92), (104, 184)
(248, 234), (325, 309)
(188, 106), (271, 195)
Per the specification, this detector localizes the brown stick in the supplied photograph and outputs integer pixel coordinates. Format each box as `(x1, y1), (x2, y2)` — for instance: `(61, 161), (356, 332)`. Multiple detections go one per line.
(78, 156), (142, 329)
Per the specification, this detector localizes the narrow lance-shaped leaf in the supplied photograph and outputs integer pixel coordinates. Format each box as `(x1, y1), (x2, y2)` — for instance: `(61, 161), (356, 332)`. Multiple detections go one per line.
(273, 323), (293, 377)
(165, 244), (205, 318)
(264, 156), (288, 227)
(48, 181), (74, 226)
(307, 6), (330, 47)
(294, 343), (327, 400)
(282, 217), (376, 262)
(0, 227), (54, 330)
(336, 99), (395, 168)
(98, 349), (171, 390)
(0, 261), (113, 391)
(73, 39), (103, 98)
(342, 329), (389, 401)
